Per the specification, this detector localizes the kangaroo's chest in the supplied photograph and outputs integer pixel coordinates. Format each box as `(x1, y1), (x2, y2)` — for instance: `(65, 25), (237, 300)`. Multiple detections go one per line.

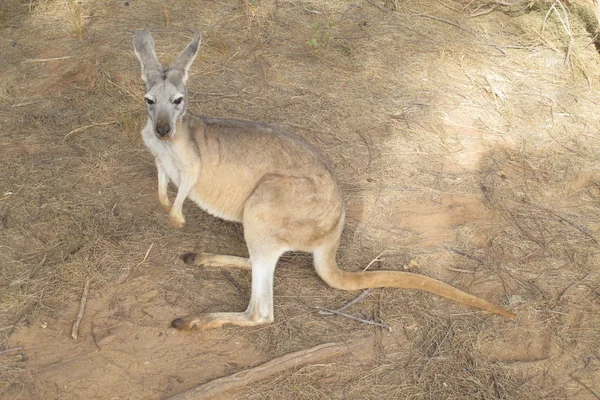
(143, 128), (189, 186)
(143, 126), (245, 221)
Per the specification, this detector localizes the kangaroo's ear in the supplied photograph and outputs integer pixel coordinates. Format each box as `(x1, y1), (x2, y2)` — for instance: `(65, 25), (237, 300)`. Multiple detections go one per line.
(134, 30), (163, 84)
(169, 32), (201, 83)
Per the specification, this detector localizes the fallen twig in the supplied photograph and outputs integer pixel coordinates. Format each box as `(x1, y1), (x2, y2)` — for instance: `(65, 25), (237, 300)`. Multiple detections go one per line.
(419, 322), (454, 378)
(318, 290), (388, 329)
(120, 243), (154, 283)
(412, 11), (471, 33)
(445, 246), (483, 264)
(570, 374), (600, 400)
(448, 267), (476, 274)
(62, 121), (117, 142)
(522, 199), (598, 245)
(467, 0), (529, 18)
(220, 270), (245, 295)
(364, 250), (389, 271)
(72, 279), (91, 340)
(553, 0), (573, 65)
(25, 56), (73, 63)
(319, 289), (372, 315)
(12, 101), (41, 108)
(0, 326), (15, 332)
(0, 346), (22, 356)
(364, 0), (386, 13)
(318, 307), (390, 331)
(136, 243), (154, 268)
(558, 273), (593, 302)
(168, 338), (372, 399)
(34, 351), (96, 375)
(411, 10), (506, 54)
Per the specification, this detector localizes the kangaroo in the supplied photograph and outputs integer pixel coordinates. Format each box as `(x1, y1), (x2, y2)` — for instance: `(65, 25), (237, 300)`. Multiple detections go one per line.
(133, 30), (516, 331)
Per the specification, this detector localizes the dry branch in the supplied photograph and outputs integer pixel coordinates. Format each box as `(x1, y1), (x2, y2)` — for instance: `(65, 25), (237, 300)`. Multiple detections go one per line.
(445, 246), (483, 264)
(168, 338), (372, 400)
(0, 346), (22, 356)
(71, 279), (91, 340)
(62, 121), (118, 142)
(317, 307), (391, 330)
(448, 267), (476, 274)
(319, 289), (372, 314)
(410, 9), (507, 54)
(558, 273), (593, 302)
(25, 56), (73, 63)
(364, 250), (389, 271)
(318, 289), (389, 329)
(570, 374), (600, 400)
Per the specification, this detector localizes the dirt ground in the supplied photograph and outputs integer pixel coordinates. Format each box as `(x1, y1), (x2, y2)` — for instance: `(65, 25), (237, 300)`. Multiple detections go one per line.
(1, 0), (600, 398)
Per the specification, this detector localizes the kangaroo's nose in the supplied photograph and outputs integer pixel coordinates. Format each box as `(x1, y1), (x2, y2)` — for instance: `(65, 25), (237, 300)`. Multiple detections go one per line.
(156, 123), (171, 138)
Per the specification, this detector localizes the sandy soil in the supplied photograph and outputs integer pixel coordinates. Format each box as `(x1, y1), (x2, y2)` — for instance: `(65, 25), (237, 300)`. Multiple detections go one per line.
(1, 0), (600, 399)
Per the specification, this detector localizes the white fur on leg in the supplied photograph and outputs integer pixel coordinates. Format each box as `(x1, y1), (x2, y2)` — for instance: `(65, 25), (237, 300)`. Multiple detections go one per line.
(244, 253), (280, 323)
(156, 160), (171, 210)
(172, 251), (282, 330)
(169, 169), (198, 228)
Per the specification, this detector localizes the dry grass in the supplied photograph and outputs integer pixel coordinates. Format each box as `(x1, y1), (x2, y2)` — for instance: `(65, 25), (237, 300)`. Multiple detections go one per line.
(66, 0), (84, 41)
(1, 0), (600, 398)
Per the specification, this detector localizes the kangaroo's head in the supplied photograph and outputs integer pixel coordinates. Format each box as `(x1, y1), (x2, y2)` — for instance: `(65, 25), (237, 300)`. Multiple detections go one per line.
(134, 30), (201, 140)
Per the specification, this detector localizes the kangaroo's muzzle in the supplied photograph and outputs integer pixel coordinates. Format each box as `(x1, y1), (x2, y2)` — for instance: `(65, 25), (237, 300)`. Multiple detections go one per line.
(156, 122), (171, 140)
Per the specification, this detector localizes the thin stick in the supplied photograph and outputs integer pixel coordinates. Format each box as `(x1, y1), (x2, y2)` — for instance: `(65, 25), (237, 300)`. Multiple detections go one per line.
(0, 346), (22, 356)
(0, 326), (15, 332)
(34, 351), (96, 375)
(553, 0), (573, 65)
(522, 199), (598, 245)
(570, 374), (600, 400)
(62, 121), (117, 142)
(334, 289), (372, 312)
(168, 339), (372, 400)
(25, 56), (73, 63)
(319, 289), (372, 315)
(419, 322), (454, 378)
(120, 243), (154, 284)
(558, 273), (592, 302)
(364, 0), (386, 13)
(468, 6), (497, 18)
(411, 10), (506, 54)
(12, 101), (41, 108)
(448, 267), (476, 274)
(136, 243), (154, 268)
(412, 11), (471, 33)
(71, 279), (91, 340)
(364, 250), (389, 271)
(317, 307), (390, 331)
(445, 246), (483, 264)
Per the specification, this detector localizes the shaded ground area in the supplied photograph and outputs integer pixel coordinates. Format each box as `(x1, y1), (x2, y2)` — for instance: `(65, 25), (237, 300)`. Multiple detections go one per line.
(1, 0), (600, 398)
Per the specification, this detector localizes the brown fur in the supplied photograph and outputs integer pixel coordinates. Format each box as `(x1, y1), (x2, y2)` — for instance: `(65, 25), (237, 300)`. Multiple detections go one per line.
(133, 30), (515, 331)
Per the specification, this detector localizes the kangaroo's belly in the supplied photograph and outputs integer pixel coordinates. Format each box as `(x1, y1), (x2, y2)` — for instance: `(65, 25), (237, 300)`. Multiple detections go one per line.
(187, 187), (245, 222)
(187, 167), (256, 223)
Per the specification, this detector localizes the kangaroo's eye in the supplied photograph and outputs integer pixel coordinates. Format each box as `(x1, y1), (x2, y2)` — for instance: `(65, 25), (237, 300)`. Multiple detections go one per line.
(145, 98), (155, 105)
(173, 97), (183, 105)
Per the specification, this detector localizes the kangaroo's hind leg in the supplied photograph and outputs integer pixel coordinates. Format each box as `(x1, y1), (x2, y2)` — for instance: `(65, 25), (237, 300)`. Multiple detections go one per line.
(172, 180), (290, 331)
(171, 247), (281, 330)
(181, 253), (251, 270)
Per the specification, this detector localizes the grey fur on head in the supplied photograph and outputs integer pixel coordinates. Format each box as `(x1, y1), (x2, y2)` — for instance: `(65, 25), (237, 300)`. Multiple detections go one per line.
(133, 30), (202, 139)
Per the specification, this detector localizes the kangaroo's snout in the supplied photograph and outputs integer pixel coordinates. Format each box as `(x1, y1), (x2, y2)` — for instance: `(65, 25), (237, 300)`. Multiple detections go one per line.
(156, 122), (171, 139)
